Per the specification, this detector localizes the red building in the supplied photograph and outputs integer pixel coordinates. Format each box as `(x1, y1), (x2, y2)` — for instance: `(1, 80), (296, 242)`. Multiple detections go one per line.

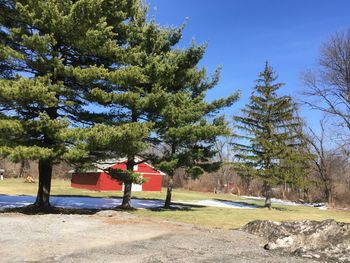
(70, 157), (164, 192)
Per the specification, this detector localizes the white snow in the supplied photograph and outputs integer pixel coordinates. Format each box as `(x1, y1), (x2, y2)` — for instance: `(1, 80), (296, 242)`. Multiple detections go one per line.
(0, 195), (34, 209)
(177, 199), (257, 209)
(241, 195), (302, 206)
(240, 195), (327, 210)
(0, 195), (256, 210)
(0, 195), (326, 210)
(0, 195), (164, 210)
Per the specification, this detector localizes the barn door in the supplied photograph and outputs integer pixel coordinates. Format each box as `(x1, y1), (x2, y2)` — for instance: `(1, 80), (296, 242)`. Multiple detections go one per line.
(132, 182), (142, 191)
(122, 175), (143, 192)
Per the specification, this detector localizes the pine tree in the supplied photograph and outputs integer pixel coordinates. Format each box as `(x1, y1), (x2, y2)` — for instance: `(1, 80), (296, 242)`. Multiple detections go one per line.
(155, 85), (239, 208)
(0, 0), (239, 211)
(86, 8), (241, 208)
(84, 15), (186, 208)
(233, 62), (310, 208)
(0, 0), (142, 211)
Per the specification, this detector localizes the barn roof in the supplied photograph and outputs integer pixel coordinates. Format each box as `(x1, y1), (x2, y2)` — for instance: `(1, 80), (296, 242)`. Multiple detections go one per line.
(69, 157), (166, 175)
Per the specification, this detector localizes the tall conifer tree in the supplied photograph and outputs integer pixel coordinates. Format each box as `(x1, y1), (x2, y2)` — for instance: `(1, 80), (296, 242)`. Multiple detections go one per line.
(0, 0), (144, 211)
(233, 62), (310, 208)
(88, 12), (240, 208)
(156, 91), (239, 208)
(87, 18), (187, 208)
(0, 0), (239, 210)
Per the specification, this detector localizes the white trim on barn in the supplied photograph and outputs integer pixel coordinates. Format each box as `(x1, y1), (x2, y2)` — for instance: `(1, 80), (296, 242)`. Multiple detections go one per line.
(122, 181), (143, 192)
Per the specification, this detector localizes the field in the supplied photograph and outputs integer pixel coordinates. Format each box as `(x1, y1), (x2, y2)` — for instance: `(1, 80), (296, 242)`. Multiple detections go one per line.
(1, 178), (349, 229)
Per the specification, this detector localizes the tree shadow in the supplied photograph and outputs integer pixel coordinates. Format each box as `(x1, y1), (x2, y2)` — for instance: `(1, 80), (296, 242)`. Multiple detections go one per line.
(0, 203), (203, 215)
(52, 194), (165, 202)
(0, 204), (154, 214)
(0, 205), (102, 215)
(147, 202), (205, 212)
(268, 206), (294, 212)
(212, 198), (260, 208)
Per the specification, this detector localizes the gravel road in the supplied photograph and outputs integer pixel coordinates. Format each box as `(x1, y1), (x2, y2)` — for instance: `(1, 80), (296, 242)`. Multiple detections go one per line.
(0, 211), (318, 263)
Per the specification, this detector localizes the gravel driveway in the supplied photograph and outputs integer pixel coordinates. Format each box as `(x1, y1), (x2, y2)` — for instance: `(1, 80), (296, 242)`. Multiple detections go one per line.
(0, 211), (318, 263)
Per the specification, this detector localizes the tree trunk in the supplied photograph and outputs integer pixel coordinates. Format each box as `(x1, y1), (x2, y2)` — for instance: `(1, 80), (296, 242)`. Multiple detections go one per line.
(264, 183), (272, 209)
(164, 175), (173, 208)
(121, 182), (132, 209)
(32, 61), (58, 212)
(324, 183), (333, 206)
(282, 182), (287, 199)
(120, 157), (135, 209)
(20, 159), (30, 178)
(243, 177), (251, 194)
(303, 187), (311, 203)
(34, 159), (53, 211)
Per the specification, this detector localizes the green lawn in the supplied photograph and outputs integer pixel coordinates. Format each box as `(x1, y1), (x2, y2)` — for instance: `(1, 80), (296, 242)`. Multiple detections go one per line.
(1, 178), (349, 229)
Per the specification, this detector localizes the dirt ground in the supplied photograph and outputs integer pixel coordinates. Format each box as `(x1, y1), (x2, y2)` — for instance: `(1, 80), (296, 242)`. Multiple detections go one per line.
(0, 211), (319, 263)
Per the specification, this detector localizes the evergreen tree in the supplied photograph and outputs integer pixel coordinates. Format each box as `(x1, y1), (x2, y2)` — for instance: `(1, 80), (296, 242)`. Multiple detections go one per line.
(278, 119), (313, 198)
(156, 91), (239, 208)
(233, 62), (310, 208)
(87, 6), (240, 208)
(86, 17), (186, 208)
(0, 0), (143, 211)
(0, 0), (239, 211)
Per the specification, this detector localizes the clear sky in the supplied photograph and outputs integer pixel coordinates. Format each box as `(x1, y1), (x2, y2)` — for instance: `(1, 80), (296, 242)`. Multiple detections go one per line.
(148, 0), (350, 129)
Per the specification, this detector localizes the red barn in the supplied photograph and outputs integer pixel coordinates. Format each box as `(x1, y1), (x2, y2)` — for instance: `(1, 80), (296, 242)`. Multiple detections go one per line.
(70, 157), (164, 192)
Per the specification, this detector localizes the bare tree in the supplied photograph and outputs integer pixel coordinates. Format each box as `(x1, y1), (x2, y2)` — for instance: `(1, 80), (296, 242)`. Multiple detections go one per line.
(213, 135), (238, 193)
(303, 29), (350, 206)
(19, 159), (30, 178)
(305, 118), (350, 206)
(306, 119), (334, 204)
(303, 29), (350, 130)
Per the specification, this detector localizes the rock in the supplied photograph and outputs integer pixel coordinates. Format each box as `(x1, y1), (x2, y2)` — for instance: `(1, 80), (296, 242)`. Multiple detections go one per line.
(96, 210), (121, 217)
(242, 219), (350, 262)
(96, 210), (136, 220)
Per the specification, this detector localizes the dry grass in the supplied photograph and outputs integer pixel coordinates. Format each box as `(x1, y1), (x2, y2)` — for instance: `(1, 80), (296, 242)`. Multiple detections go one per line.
(135, 205), (350, 229)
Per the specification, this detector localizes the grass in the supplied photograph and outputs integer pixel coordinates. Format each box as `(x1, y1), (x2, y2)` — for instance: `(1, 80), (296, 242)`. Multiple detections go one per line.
(135, 205), (350, 229)
(1, 178), (349, 229)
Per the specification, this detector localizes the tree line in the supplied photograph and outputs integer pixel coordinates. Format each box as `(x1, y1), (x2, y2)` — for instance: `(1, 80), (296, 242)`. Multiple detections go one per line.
(0, 0), (348, 211)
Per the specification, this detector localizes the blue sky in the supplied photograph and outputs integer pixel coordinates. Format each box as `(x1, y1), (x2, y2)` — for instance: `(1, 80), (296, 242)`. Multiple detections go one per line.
(148, 0), (350, 129)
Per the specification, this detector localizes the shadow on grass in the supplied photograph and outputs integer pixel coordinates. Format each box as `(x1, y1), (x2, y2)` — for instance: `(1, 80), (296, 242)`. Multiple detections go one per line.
(52, 194), (165, 202)
(269, 205), (295, 212)
(0, 204), (147, 215)
(0, 203), (202, 215)
(0, 205), (102, 215)
(51, 194), (122, 199)
(212, 198), (261, 208)
(147, 202), (205, 212)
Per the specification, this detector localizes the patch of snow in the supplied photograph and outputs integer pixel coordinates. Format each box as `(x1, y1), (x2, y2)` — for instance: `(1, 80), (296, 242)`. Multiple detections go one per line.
(0, 195), (326, 211)
(0, 195), (164, 210)
(0, 195), (256, 210)
(0, 195), (34, 209)
(177, 199), (257, 209)
(240, 195), (265, 200)
(240, 195), (327, 210)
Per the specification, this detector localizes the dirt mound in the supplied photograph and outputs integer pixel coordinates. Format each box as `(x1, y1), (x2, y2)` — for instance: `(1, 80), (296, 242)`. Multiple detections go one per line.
(242, 219), (350, 262)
